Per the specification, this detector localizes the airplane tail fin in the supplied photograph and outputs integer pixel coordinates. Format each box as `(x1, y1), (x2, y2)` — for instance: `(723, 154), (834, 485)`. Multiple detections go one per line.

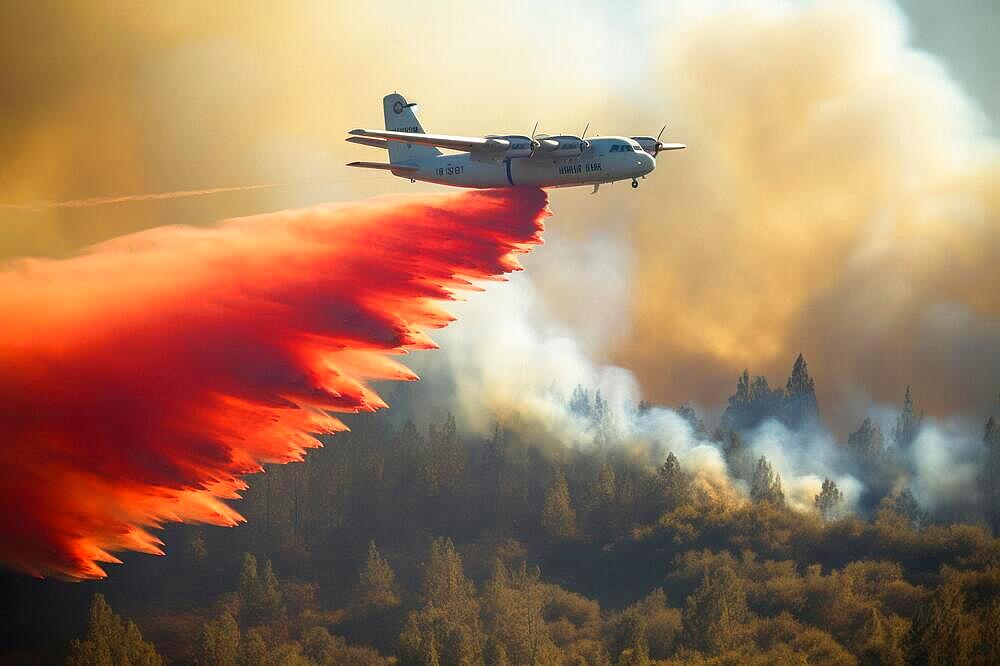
(383, 93), (441, 164)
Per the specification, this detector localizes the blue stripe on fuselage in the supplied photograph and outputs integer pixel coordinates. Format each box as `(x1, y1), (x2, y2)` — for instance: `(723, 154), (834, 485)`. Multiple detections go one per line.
(504, 158), (514, 186)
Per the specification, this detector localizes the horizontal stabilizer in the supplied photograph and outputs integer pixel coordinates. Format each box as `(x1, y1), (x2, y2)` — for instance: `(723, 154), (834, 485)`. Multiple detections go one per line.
(346, 161), (418, 172)
(346, 136), (390, 149)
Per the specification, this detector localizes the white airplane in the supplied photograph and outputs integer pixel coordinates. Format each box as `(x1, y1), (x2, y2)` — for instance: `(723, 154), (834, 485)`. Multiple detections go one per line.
(346, 93), (685, 193)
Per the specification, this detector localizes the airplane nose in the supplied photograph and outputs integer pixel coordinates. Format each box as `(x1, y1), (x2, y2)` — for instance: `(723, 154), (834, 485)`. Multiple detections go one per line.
(637, 153), (655, 175)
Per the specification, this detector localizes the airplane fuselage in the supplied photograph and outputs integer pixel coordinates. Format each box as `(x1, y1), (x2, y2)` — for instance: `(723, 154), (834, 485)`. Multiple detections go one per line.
(346, 93), (683, 192)
(397, 137), (655, 189)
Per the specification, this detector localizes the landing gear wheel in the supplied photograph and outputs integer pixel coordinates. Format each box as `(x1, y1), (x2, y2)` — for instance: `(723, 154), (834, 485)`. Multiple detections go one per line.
(631, 179), (639, 189)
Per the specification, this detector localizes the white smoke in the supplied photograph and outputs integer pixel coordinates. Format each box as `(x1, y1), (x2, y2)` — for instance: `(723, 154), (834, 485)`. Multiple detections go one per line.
(411, 238), (987, 520)
(743, 419), (865, 513)
(908, 416), (984, 515)
(407, 0), (998, 523)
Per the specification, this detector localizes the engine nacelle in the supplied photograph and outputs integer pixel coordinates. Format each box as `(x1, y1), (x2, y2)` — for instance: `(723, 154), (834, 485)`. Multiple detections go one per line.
(630, 135), (685, 156)
(534, 135), (589, 158)
(486, 134), (537, 158)
(631, 136), (659, 154)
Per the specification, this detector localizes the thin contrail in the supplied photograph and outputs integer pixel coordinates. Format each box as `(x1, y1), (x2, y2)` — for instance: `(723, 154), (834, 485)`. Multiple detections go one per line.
(0, 183), (285, 212)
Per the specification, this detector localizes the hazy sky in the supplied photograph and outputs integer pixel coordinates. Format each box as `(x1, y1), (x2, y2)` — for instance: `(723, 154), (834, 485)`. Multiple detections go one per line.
(0, 1), (996, 424)
(899, 0), (999, 128)
(0, 1), (994, 257)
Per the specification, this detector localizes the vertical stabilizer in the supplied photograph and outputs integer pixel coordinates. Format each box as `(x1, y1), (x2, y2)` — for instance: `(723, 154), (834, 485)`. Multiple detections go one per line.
(383, 93), (441, 164)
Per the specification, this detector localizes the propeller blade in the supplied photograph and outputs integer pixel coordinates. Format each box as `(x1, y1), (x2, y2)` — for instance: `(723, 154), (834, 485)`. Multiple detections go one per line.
(656, 124), (667, 142)
(582, 122), (590, 139)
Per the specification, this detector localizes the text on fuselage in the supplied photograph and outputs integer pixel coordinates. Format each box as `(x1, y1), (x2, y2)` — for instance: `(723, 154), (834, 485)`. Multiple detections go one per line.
(559, 162), (602, 175)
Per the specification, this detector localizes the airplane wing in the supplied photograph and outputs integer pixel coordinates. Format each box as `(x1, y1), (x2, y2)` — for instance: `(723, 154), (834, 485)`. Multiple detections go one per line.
(348, 129), (508, 153)
(345, 161), (418, 172)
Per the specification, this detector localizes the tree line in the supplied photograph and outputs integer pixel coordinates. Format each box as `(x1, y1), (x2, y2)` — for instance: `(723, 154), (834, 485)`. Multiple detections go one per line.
(45, 354), (1000, 664)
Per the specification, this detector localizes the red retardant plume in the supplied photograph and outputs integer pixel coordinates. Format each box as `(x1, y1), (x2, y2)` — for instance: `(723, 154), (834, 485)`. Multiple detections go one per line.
(0, 187), (548, 580)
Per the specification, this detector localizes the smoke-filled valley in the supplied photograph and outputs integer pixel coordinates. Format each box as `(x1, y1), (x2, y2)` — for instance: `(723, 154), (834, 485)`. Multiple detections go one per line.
(4, 313), (999, 663)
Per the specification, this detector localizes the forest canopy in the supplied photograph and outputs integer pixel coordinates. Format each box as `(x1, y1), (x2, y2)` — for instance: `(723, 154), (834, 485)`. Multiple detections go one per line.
(3, 355), (999, 665)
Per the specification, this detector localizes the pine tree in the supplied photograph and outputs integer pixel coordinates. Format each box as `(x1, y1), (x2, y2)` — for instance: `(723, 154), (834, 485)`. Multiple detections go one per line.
(892, 488), (927, 529)
(398, 612), (443, 666)
(399, 540), (483, 666)
(718, 370), (753, 434)
(198, 611), (240, 666)
(814, 478), (844, 520)
(484, 636), (511, 666)
(184, 529), (208, 564)
(426, 413), (466, 500)
(781, 353), (820, 428)
(893, 386), (923, 449)
(735, 370), (751, 407)
(569, 385), (592, 419)
(597, 463), (616, 505)
(682, 567), (751, 655)
(67, 594), (163, 666)
(238, 554), (285, 626)
(239, 628), (269, 666)
(981, 600), (1000, 666)
(259, 559), (284, 623)
(541, 468), (577, 540)
(907, 583), (974, 665)
(676, 403), (708, 438)
(484, 422), (508, 519)
(423, 538), (473, 608)
(354, 541), (401, 616)
(847, 417), (885, 461)
(593, 389), (610, 428)
(395, 419), (427, 511)
(859, 607), (906, 666)
(617, 610), (651, 666)
(656, 451), (690, 511)
(300, 626), (339, 665)
(482, 560), (558, 665)
(586, 462), (618, 532)
(750, 456), (785, 506)
(983, 416), (1000, 535)
(720, 369), (784, 432)
(238, 553), (260, 624)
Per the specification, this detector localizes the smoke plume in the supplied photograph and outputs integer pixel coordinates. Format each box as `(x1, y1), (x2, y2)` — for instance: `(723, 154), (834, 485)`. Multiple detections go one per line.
(420, 0), (1000, 520)
(0, 187), (548, 579)
(549, 0), (1000, 425)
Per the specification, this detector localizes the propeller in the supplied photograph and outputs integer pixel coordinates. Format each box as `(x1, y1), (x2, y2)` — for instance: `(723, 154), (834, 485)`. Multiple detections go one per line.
(650, 124), (686, 156)
(529, 121), (558, 156)
(581, 122), (592, 150)
(654, 124), (667, 155)
(529, 121), (541, 156)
